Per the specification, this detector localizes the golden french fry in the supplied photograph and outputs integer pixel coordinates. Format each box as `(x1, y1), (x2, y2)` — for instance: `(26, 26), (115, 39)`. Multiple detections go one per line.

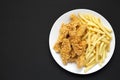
(104, 26), (112, 33)
(86, 56), (95, 67)
(87, 52), (94, 62)
(99, 42), (104, 56)
(98, 24), (112, 38)
(88, 27), (105, 35)
(84, 61), (96, 73)
(95, 43), (99, 63)
(101, 38), (110, 44)
(101, 44), (107, 63)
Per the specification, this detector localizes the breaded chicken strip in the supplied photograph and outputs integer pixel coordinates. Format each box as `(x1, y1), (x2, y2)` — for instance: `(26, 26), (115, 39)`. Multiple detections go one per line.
(76, 55), (86, 68)
(60, 39), (71, 65)
(77, 25), (87, 37)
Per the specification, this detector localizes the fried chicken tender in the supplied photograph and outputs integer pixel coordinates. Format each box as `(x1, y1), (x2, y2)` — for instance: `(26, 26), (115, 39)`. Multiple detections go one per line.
(54, 42), (61, 53)
(73, 39), (87, 68)
(77, 25), (87, 37)
(70, 14), (80, 23)
(72, 43), (82, 56)
(60, 39), (71, 65)
(76, 55), (86, 68)
(72, 41), (87, 56)
(61, 39), (71, 53)
(53, 14), (87, 68)
(54, 24), (69, 53)
(59, 24), (69, 40)
(69, 36), (81, 44)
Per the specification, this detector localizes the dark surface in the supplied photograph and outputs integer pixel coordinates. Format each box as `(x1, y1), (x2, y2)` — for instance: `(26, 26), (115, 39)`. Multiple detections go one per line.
(1, 0), (120, 80)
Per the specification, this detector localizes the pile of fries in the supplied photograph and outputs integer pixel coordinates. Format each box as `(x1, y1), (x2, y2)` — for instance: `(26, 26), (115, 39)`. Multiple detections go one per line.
(54, 13), (112, 72)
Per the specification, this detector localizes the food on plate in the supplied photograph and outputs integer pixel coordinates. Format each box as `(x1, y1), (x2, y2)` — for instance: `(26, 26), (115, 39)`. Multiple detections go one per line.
(53, 13), (112, 72)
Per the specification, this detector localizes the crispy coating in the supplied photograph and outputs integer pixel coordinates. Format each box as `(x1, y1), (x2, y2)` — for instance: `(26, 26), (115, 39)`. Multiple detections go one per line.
(53, 14), (87, 68)
(76, 55), (86, 68)
(61, 39), (71, 54)
(60, 39), (71, 65)
(53, 42), (61, 53)
(77, 25), (87, 37)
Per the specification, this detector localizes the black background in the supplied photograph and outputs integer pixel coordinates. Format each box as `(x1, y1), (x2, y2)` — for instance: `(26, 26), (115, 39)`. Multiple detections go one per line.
(1, 0), (120, 80)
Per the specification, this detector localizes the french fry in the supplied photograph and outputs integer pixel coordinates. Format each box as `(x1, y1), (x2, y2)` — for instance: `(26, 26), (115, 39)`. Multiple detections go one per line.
(84, 61), (96, 73)
(82, 31), (89, 40)
(99, 42), (104, 56)
(100, 44), (107, 63)
(88, 27), (105, 35)
(101, 38), (110, 44)
(98, 24), (112, 38)
(95, 42), (99, 63)
(86, 56), (95, 67)
(87, 52), (94, 62)
(104, 26), (112, 33)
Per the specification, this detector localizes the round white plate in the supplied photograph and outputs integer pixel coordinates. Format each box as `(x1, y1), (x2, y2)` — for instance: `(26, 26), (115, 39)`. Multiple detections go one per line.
(49, 9), (115, 74)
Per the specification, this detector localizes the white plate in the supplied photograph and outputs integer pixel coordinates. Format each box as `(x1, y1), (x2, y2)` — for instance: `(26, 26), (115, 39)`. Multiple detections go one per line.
(49, 9), (115, 74)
